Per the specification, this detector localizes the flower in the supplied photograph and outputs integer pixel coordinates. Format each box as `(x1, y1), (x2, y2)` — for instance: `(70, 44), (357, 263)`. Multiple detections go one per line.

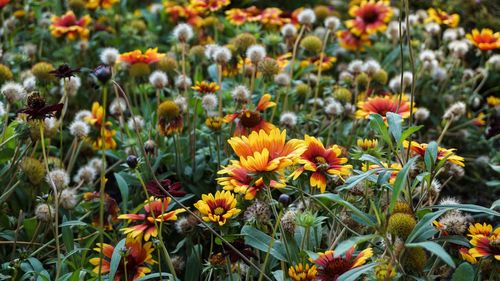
(118, 197), (186, 241)
(346, 0), (393, 36)
(311, 247), (373, 281)
(226, 128), (305, 177)
(468, 223), (500, 261)
(427, 8), (459, 28)
(290, 136), (352, 193)
(260, 7), (288, 27)
(487, 96), (500, 107)
(83, 191), (120, 230)
(1, 82), (26, 104)
(459, 248), (478, 264)
(50, 11), (92, 40)
(192, 81), (220, 95)
(120, 48), (165, 65)
(337, 29), (371, 51)
(288, 263), (317, 281)
(301, 54), (337, 71)
(224, 94), (276, 136)
(18, 92), (63, 120)
(226, 9), (249, 26)
(90, 238), (156, 281)
(193, 190), (241, 226)
(84, 102), (117, 150)
(146, 179), (187, 197)
(466, 28), (500, 51)
(191, 0), (230, 12)
(49, 63), (80, 79)
(85, 0), (119, 9)
(403, 141), (465, 167)
(157, 100), (183, 136)
(217, 163), (285, 200)
(356, 138), (378, 150)
(355, 94), (414, 121)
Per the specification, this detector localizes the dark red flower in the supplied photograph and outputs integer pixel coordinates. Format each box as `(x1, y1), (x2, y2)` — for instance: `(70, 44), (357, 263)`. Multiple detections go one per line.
(17, 92), (63, 120)
(146, 179), (186, 197)
(49, 63), (80, 79)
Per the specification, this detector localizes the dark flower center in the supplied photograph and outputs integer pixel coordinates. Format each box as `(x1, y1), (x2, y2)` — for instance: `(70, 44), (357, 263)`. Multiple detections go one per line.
(240, 110), (262, 128)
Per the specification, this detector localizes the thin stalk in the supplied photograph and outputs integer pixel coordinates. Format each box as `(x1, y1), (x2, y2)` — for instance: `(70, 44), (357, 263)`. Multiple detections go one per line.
(98, 85), (109, 281)
(1, 103), (10, 141)
(191, 98), (199, 176)
(283, 25), (306, 111)
(311, 30), (331, 116)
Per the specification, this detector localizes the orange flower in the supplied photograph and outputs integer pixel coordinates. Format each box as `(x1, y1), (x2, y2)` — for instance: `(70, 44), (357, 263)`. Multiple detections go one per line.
(190, 0), (230, 13)
(346, 0), (393, 36)
(50, 11), (92, 40)
(118, 197), (185, 241)
(90, 238), (156, 281)
(459, 248), (478, 264)
(192, 81), (220, 95)
(337, 29), (371, 51)
(224, 94), (276, 136)
(193, 190), (241, 226)
(468, 224), (500, 261)
(290, 136), (352, 193)
(472, 112), (486, 126)
(217, 163), (285, 200)
(312, 247), (373, 281)
(85, 0), (119, 9)
(355, 95), (414, 121)
(225, 8), (249, 26)
(288, 263), (317, 281)
(227, 128), (305, 175)
(466, 28), (500, 51)
(120, 48), (165, 65)
(260, 7), (289, 27)
(403, 141), (465, 167)
(301, 54), (337, 71)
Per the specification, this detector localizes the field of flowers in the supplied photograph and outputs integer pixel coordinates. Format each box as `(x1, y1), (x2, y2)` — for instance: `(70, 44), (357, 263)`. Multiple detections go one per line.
(0, 0), (499, 280)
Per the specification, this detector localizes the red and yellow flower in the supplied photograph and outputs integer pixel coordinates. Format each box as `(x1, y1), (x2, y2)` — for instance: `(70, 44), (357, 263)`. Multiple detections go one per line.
(192, 81), (220, 95)
(118, 197), (186, 241)
(227, 128), (306, 175)
(225, 8), (249, 26)
(193, 190), (241, 226)
(459, 248), (478, 264)
(224, 94), (276, 136)
(426, 8), (460, 28)
(85, 0), (119, 9)
(290, 136), (352, 193)
(84, 102), (117, 150)
(337, 29), (371, 51)
(260, 7), (289, 27)
(311, 247), (373, 281)
(90, 238), (156, 281)
(83, 191), (120, 230)
(301, 54), (337, 71)
(190, 0), (230, 13)
(120, 48), (165, 65)
(466, 28), (500, 51)
(217, 163), (285, 200)
(467, 223), (500, 261)
(164, 2), (203, 27)
(403, 141), (465, 167)
(288, 263), (318, 281)
(50, 11), (92, 40)
(346, 0), (393, 36)
(355, 95), (414, 121)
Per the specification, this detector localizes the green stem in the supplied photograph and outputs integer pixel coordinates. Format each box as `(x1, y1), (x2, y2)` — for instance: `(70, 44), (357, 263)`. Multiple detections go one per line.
(98, 85), (109, 281)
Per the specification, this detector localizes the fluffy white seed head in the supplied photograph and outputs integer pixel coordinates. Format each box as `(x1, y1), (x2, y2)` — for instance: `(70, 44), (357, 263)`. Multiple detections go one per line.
(212, 46), (232, 64)
(46, 169), (69, 190)
(486, 54), (500, 71)
(419, 50), (436, 62)
(109, 97), (127, 115)
(74, 110), (92, 121)
(35, 203), (55, 222)
(325, 100), (344, 116)
(431, 67), (447, 81)
(347, 60), (363, 74)
(231, 85), (250, 102)
(23, 76), (37, 92)
(1, 82), (26, 104)
(388, 77), (401, 92)
(425, 22), (441, 35)
(128, 116), (144, 131)
(100, 47), (120, 65)
(88, 158), (104, 172)
(362, 60), (381, 76)
(174, 95), (187, 113)
(73, 165), (96, 184)
(280, 112), (297, 128)
(60, 188), (78, 209)
(298, 9), (316, 25)
(0, 101), (4, 117)
(443, 28), (458, 42)
(274, 72), (291, 86)
(204, 44), (219, 60)
(246, 45), (266, 64)
(44, 117), (58, 132)
(69, 120), (90, 138)
(60, 76), (81, 97)
(448, 40), (469, 58)
(173, 23), (194, 42)
(324, 16), (340, 31)
(149, 70), (168, 89)
(201, 94), (218, 111)
(414, 107), (430, 122)
(443, 101), (466, 122)
(281, 23), (297, 37)
(175, 75), (192, 90)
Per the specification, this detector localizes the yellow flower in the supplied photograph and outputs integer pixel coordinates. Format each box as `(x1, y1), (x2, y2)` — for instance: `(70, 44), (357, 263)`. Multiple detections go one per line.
(403, 141), (465, 167)
(426, 8), (460, 28)
(85, 0), (119, 9)
(459, 248), (478, 264)
(466, 28), (500, 51)
(487, 96), (500, 107)
(468, 224), (500, 261)
(194, 190), (241, 226)
(192, 81), (220, 94)
(227, 128), (305, 174)
(288, 263), (317, 281)
(357, 138), (378, 150)
(312, 247), (373, 281)
(346, 0), (393, 36)
(120, 48), (165, 65)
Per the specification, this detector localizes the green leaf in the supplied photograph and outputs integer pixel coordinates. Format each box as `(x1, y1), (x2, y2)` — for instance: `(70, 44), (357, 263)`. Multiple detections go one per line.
(427, 204), (500, 217)
(369, 114), (392, 146)
(135, 273), (176, 281)
(489, 164), (500, 173)
(424, 141), (438, 171)
(241, 225), (287, 261)
(61, 216), (75, 264)
(406, 241), (455, 268)
(359, 154), (385, 167)
(338, 169), (383, 191)
(313, 193), (376, 227)
(59, 220), (87, 227)
(185, 244), (202, 281)
(389, 157), (418, 213)
(432, 235), (470, 247)
(271, 270), (284, 281)
(406, 209), (447, 243)
(386, 112), (402, 144)
(109, 239), (126, 281)
(334, 235), (380, 256)
(114, 173), (129, 213)
(337, 262), (378, 281)
(451, 263), (474, 281)
(399, 125), (423, 147)
(23, 217), (38, 241)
